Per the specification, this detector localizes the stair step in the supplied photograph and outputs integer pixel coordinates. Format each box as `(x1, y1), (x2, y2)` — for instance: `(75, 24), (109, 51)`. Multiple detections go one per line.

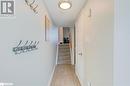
(58, 43), (71, 64)
(59, 54), (70, 56)
(58, 57), (71, 60)
(59, 44), (69, 46)
(58, 56), (70, 58)
(59, 48), (70, 51)
(59, 52), (70, 55)
(59, 51), (70, 53)
(59, 45), (69, 47)
(58, 60), (71, 62)
(59, 50), (70, 52)
(57, 60), (71, 64)
(59, 47), (69, 50)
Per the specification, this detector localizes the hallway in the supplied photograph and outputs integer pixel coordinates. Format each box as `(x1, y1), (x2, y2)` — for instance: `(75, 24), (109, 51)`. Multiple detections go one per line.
(0, 0), (129, 86)
(51, 64), (81, 86)
(51, 43), (80, 86)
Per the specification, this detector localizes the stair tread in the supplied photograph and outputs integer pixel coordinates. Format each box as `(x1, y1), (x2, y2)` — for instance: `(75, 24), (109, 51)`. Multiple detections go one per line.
(58, 44), (71, 64)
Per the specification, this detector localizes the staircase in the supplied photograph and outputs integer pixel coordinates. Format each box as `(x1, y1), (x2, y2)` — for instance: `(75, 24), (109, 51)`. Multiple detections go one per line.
(58, 43), (71, 64)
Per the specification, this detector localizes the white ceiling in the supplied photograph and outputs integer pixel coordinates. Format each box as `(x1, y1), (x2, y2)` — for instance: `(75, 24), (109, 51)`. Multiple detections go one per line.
(43, 0), (87, 27)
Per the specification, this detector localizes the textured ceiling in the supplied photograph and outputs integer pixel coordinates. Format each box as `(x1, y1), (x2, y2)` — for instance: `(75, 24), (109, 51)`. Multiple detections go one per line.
(43, 0), (87, 27)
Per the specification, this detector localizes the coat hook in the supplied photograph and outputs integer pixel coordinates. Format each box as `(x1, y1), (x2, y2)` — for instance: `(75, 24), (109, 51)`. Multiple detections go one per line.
(33, 5), (38, 13)
(29, 41), (33, 46)
(13, 40), (39, 55)
(17, 40), (22, 47)
(36, 41), (39, 45)
(33, 4), (38, 10)
(33, 41), (37, 45)
(25, 0), (38, 14)
(29, 0), (35, 7)
(25, 0), (29, 5)
(25, 0), (35, 6)
(24, 40), (28, 46)
(33, 9), (38, 14)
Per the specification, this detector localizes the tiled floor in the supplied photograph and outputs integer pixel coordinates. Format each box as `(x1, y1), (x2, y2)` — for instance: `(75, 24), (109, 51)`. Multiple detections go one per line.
(51, 64), (81, 86)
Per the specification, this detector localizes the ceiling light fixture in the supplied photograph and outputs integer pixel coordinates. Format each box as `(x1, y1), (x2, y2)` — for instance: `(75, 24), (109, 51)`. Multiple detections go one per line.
(59, 0), (72, 10)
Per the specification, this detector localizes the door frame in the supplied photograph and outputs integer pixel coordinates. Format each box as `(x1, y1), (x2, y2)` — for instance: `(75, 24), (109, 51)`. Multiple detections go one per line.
(74, 25), (76, 65)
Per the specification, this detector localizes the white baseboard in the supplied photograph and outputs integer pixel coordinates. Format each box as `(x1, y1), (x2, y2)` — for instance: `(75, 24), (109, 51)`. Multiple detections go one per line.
(48, 64), (56, 86)
(75, 69), (83, 86)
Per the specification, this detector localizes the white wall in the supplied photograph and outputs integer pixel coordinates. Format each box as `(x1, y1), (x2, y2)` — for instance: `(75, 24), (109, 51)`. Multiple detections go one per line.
(69, 26), (75, 65)
(114, 0), (130, 86)
(0, 0), (58, 86)
(63, 27), (70, 38)
(75, 0), (114, 86)
(58, 27), (63, 43)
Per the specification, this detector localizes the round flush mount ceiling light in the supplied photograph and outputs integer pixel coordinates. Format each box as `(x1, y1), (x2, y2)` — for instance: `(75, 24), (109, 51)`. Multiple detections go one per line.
(59, 1), (72, 10)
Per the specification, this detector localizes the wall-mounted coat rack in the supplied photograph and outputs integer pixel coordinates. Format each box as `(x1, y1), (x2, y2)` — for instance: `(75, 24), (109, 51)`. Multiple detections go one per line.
(13, 40), (39, 55)
(25, 0), (39, 14)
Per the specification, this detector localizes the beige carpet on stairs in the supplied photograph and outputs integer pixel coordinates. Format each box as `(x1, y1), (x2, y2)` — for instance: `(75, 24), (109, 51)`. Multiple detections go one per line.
(57, 44), (71, 64)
